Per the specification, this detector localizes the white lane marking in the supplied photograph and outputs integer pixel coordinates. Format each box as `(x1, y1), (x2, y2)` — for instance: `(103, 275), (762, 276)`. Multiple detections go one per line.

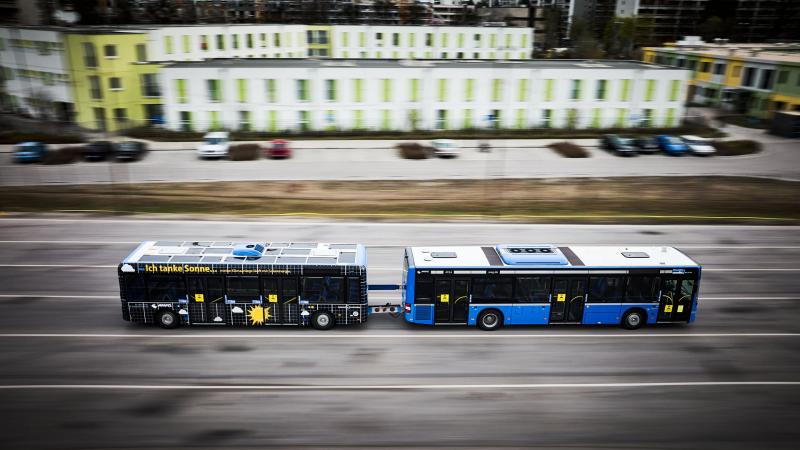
(0, 240), (799, 250)
(0, 333), (798, 339)
(0, 381), (798, 391)
(1, 218), (799, 230)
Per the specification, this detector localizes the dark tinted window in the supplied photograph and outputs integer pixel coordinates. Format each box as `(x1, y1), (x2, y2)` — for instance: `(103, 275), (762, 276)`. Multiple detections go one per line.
(347, 277), (361, 303)
(472, 277), (513, 302)
(147, 275), (185, 302)
(124, 274), (147, 301)
(588, 276), (624, 303)
(303, 276), (345, 303)
(261, 277), (278, 294)
(206, 277), (225, 303)
(227, 276), (259, 299)
(515, 276), (551, 303)
(625, 276), (660, 303)
(415, 278), (434, 304)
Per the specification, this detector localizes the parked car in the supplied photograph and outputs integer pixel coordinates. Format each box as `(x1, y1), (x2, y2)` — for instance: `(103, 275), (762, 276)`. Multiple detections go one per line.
(633, 136), (660, 153)
(600, 134), (637, 156)
(196, 131), (230, 158)
(13, 142), (48, 163)
(431, 139), (459, 157)
(114, 141), (148, 161)
(656, 135), (690, 155)
(680, 135), (716, 156)
(265, 139), (292, 159)
(83, 141), (115, 161)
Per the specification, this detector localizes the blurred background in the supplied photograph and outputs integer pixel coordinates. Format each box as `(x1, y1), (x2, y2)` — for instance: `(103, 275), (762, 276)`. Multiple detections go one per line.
(1, 1), (799, 449)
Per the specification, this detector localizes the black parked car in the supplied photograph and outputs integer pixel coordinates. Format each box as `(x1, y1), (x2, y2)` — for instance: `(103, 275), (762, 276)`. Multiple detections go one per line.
(114, 141), (148, 161)
(600, 134), (637, 156)
(83, 141), (115, 161)
(633, 136), (660, 153)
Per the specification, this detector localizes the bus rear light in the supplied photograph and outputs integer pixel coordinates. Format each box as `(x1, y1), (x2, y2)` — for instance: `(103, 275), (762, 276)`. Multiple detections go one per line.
(404, 303), (411, 313)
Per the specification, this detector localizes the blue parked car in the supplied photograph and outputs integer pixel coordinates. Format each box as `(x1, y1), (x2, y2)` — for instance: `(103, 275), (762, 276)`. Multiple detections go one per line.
(13, 142), (49, 163)
(656, 135), (690, 155)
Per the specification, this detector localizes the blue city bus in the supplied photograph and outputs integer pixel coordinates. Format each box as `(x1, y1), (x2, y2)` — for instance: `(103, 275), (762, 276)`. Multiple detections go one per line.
(118, 241), (367, 330)
(402, 244), (701, 330)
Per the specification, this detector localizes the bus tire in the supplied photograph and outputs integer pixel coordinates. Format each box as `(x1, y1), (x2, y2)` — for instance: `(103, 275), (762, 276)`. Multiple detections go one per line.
(311, 311), (335, 330)
(156, 309), (179, 329)
(477, 309), (504, 331)
(622, 309), (646, 330)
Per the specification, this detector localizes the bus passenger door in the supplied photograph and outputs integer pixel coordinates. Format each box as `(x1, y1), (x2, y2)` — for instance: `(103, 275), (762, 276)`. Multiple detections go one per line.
(550, 277), (587, 323)
(659, 276), (695, 322)
(187, 276), (226, 324)
(280, 277), (299, 325)
(434, 278), (469, 324)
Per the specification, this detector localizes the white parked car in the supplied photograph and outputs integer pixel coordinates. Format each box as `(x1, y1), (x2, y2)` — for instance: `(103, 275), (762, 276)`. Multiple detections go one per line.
(197, 131), (230, 158)
(431, 139), (460, 157)
(680, 135), (716, 156)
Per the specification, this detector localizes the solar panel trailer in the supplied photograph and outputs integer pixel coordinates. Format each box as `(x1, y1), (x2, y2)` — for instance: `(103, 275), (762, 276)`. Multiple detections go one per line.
(118, 241), (368, 329)
(402, 244), (701, 330)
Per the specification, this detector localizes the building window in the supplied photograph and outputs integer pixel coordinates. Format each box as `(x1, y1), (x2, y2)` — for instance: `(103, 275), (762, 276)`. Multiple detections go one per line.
(542, 109), (552, 128)
(140, 74), (160, 97)
(382, 79), (392, 102)
(516, 109), (526, 129)
(700, 61), (710, 73)
(669, 80), (680, 102)
(93, 107), (106, 131)
(104, 44), (117, 58)
(463, 109), (473, 129)
(776, 71), (789, 84)
(437, 79), (447, 102)
(566, 108), (578, 128)
(164, 36), (173, 55)
(436, 110), (447, 130)
(232, 34), (239, 49)
(182, 35), (190, 53)
(200, 35), (208, 51)
(83, 43), (97, 68)
(742, 67), (756, 86)
(325, 79), (336, 102)
(265, 79), (276, 102)
(296, 80), (310, 101)
(238, 111), (251, 131)
(236, 79), (247, 103)
(216, 34), (224, 50)
(409, 33), (415, 47)
(307, 30), (328, 45)
(425, 33), (433, 47)
(381, 109), (391, 130)
(298, 111), (310, 131)
(620, 79), (631, 101)
(409, 78), (420, 102)
(518, 79), (528, 102)
(136, 44), (147, 62)
(179, 111), (192, 131)
(465, 79), (474, 102)
(207, 79), (222, 102)
(759, 69), (775, 90)
(591, 108), (601, 128)
(208, 111), (221, 130)
(353, 79), (363, 102)
(175, 79), (188, 103)
(89, 76), (102, 99)
(645, 80), (657, 101)
(107, 77), (122, 91)
(570, 80), (581, 100)
(492, 79), (503, 102)
(392, 33), (400, 46)
(595, 80), (607, 100)
(114, 108), (127, 124)
(713, 63), (725, 75)
(246, 33), (253, 49)
(544, 79), (554, 101)
(441, 33), (448, 47)
(474, 34), (481, 47)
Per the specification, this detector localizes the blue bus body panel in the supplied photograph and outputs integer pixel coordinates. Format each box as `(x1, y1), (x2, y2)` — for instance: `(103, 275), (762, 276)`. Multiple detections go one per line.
(583, 303), (622, 325)
(510, 304), (550, 325)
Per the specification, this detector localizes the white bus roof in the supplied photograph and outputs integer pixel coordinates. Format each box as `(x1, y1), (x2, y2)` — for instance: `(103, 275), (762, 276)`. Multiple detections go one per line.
(123, 241), (366, 266)
(408, 245), (699, 269)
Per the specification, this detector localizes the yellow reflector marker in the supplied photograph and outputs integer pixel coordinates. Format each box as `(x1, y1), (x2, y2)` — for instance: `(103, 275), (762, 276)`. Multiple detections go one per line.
(194, 293), (204, 303)
(268, 294), (278, 303)
(664, 305), (673, 313)
(557, 293), (566, 302)
(677, 305), (684, 313)
(440, 294), (449, 303)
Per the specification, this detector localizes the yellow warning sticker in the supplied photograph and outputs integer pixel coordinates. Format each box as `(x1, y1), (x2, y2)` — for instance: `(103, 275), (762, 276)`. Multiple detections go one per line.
(557, 293), (566, 302)
(664, 305), (673, 313)
(677, 305), (684, 313)
(440, 294), (450, 303)
(194, 293), (204, 303)
(268, 294), (278, 303)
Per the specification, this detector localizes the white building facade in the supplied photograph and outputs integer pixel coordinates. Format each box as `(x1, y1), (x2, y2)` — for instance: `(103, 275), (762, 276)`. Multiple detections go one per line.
(0, 26), (74, 121)
(161, 59), (690, 132)
(146, 24), (533, 62)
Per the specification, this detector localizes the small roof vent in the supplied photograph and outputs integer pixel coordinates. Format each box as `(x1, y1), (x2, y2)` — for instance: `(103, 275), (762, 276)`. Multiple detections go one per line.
(622, 251), (650, 258)
(496, 245), (569, 265)
(431, 252), (457, 258)
(232, 243), (265, 257)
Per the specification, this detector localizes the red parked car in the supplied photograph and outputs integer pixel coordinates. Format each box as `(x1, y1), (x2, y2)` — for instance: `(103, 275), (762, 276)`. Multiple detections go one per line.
(265, 139), (292, 159)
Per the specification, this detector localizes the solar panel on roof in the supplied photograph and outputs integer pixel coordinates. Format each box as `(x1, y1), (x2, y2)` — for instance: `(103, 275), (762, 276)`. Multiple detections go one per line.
(269, 243), (289, 247)
(200, 256), (223, 263)
(338, 252), (356, 264)
(170, 256), (203, 263)
(185, 248), (204, 254)
(155, 241), (183, 246)
(204, 248), (232, 254)
(276, 256), (307, 264)
(138, 255), (171, 263)
(281, 248), (311, 255)
(330, 244), (358, 249)
(288, 243), (316, 249)
(308, 257), (338, 265)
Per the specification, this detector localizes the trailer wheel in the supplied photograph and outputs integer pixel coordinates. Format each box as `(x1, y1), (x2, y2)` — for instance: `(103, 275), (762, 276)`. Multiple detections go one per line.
(156, 310), (179, 329)
(311, 311), (335, 330)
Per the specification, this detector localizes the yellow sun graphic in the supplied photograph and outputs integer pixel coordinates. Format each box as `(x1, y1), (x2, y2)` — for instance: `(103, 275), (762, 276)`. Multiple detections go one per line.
(247, 305), (272, 325)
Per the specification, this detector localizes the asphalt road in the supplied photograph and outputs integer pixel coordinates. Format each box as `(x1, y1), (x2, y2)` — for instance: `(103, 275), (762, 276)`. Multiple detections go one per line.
(0, 217), (799, 449)
(1, 135), (798, 186)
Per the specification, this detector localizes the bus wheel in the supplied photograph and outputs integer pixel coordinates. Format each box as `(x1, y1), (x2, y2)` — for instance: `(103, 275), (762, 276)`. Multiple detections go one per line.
(477, 309), (503, 331)
(156, 310), (179, 329)
(622, 309), (645, 330)
(311, 311), (335, 330)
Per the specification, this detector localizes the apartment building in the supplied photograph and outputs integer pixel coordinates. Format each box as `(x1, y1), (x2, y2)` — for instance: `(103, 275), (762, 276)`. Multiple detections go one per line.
(644, 42), (800, 118)
(146, 24), (533, 61)
(160, 58), (689, 132)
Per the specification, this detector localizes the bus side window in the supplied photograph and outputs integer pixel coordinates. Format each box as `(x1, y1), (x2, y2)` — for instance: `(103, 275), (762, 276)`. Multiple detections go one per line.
(261, 277), (278, 296)
(625, 276), (660, 303)
(415, 278), (434, 304)
(347, 277), (361, 303)
(206, 277), (225, 303)
(515, 276), (551, 303)
(124, 274), (147, 301)
(281, 277), (298, 301)
(472, 277), (513, 303)
(227, 276), (259, 301)
(303, 276), (345, 303)
(588, 276), (624, 303)
(147, 275), (186, 302)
